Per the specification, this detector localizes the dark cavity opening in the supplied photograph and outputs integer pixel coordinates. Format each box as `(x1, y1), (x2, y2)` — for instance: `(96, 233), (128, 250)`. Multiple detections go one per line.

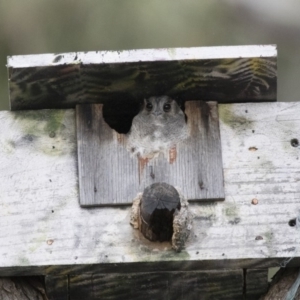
(291, 138), (299, 147)
(103, 98), (140, 134)
(289, 218), (296, 227)
(103, 97), (186, 134)
(140, 183), (181, 242)
(291, 139), (299, 147)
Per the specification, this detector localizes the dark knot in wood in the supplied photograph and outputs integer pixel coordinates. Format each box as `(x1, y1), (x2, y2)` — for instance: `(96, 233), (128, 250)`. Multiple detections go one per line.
(140, 182), (181, 242)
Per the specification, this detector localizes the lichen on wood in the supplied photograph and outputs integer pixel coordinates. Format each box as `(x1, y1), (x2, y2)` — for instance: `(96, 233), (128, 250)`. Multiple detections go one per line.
(172, 190), (193, 252)
(2, 102), (300, 276)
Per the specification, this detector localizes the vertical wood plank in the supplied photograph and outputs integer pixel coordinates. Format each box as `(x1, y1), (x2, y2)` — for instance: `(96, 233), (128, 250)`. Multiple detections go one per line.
(76, 104), (139, 206)
(45, 275), (68, 300)
(77, 101), (224, 206)
(168, 270), (243, 300)
(245, 269), (268, 299)
(136, 101), (225, 201)
(93, 273), (169, 300)
(158, 101), (224, 201)
(69, 275), (93, 300)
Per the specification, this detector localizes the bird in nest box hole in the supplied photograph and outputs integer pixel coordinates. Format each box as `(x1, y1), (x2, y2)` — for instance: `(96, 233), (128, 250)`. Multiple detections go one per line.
(126, 95), (189, 159)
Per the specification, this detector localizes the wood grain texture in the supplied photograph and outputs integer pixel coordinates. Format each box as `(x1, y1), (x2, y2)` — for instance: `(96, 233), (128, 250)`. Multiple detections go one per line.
(76, 104), (137, 206)
(45, 275), (68, 300)
(7, 45), (277, 110)
(77, 101), (224, 206)
(245, 269), (268, 299)
(1, 102), (300, 276)
(261, 268), (300, 299)
(0, 277), (47, 300)
(69, 270), (243, 300)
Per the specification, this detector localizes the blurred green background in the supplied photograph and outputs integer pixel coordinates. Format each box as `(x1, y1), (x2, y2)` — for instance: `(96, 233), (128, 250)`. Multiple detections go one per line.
(1, 0), (300, 110)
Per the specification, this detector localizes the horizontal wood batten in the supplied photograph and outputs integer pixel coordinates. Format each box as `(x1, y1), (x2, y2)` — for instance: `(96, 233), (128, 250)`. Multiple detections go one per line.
(7, 45), (277, 110)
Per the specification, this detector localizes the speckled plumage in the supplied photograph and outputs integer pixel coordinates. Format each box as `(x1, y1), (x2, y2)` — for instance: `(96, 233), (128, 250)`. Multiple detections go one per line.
(127, 96), (189, 158)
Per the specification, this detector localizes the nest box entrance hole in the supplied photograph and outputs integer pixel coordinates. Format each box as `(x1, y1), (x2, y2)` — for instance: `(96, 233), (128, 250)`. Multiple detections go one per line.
(140, 183), (181, 242)
(102, 98), (186, 134)
(102, 98), (140, 134)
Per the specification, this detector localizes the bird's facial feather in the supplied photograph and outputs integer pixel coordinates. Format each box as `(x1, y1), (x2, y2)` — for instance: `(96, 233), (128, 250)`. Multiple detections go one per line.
(143, 96), (180, 118)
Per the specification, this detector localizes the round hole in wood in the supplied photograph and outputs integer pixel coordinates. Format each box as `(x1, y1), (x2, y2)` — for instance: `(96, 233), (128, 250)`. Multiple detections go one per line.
(140, 182), (181, 242)
(288, 218), (296, 227)
(291, 138), (299, 147)
(102, 97), (140, 134)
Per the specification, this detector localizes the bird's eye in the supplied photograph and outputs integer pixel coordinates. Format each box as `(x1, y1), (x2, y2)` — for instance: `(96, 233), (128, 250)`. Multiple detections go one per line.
(146, 102), (153, 111)
(163, 103), (171, 112)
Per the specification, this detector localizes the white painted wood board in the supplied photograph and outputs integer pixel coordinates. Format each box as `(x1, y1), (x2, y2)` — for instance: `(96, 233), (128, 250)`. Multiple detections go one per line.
(7, 45), (276, 68)
(0, 102), (300, 275)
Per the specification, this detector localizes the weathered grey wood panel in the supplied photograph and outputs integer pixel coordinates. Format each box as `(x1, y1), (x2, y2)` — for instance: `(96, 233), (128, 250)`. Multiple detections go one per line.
(69, 270), (243, 300)
(77, 101), (224, 206)
(76, 101), (225, 206)
(76, 104), (138, 206)
(7, 45), (277, 110)
(0, 102), (300, 276)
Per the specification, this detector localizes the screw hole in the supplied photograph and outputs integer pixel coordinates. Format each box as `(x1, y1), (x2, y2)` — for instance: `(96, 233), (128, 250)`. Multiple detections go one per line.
(289, 218), (296, 227)
(291, 139), (299, 147)
(49, 131), (56, 138)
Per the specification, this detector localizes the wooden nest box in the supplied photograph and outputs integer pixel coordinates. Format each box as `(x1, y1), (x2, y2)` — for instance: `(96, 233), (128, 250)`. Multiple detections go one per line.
(8, 45), (277, 207)
(2, 45), (299, 299)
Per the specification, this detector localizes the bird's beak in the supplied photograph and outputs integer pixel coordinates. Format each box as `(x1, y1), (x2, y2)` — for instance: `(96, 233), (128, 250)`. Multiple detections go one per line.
(152, 111), (162, 117)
